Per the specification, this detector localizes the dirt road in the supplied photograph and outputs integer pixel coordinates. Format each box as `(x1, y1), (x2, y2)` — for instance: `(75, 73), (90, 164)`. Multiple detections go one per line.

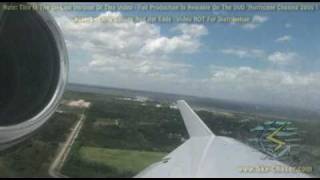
(48, 113), (86, 178)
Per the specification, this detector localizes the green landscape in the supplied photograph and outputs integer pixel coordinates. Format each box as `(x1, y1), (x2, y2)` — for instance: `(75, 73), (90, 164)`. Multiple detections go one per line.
(60, 87), (320, 178)
(0, 112), (78, 177)
(0, 84), (319, 177)
(62, 146), (165, 178)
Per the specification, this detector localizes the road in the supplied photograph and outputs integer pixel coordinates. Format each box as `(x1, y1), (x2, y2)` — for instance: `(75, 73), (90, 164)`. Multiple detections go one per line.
(48, 113), (86, 178)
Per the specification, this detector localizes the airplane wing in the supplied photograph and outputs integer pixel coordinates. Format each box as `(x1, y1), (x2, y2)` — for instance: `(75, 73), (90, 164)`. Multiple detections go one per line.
(135, 100), (311, 178)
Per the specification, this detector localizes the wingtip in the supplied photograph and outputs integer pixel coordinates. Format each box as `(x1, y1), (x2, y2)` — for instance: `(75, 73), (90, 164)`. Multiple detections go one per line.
(177, 100), (214, 137)
(177, 99), (187, 106)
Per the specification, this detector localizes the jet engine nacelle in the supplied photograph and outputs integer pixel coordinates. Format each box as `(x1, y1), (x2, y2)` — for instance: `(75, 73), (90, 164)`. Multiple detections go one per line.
(0, 3), (68, 149)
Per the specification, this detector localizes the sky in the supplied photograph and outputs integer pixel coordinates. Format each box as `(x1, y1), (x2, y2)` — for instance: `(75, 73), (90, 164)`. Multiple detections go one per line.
(50, 2), (320, 111)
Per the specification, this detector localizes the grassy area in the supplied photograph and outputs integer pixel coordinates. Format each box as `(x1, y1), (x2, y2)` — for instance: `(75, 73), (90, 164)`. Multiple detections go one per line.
(62, 145), (166, 178)
(80, 147), (166, 174)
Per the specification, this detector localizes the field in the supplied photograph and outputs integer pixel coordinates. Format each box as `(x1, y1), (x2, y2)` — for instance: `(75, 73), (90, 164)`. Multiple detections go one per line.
(64, 147), (165, 177)
(80, 147), (166, 173)
(62, 143), (167, 178)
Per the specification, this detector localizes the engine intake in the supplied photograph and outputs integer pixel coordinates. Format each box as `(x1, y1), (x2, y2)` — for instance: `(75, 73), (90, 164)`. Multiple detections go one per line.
(0, 3), (68, 148)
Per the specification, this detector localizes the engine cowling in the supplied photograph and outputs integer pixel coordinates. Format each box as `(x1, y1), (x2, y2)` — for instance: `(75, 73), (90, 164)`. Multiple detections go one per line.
(0, 3), (68, 149)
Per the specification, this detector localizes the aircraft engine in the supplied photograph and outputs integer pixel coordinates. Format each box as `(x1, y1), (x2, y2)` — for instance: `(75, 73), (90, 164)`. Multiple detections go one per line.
(0, 3), (68, 149)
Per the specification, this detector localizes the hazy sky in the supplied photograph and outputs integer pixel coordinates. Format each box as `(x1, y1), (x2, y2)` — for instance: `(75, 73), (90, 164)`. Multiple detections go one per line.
(52, 2), (320, 110)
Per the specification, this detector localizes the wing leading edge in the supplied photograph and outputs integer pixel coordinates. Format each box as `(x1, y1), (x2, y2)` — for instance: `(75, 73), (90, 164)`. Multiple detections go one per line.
(135, 100), (310, 178)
